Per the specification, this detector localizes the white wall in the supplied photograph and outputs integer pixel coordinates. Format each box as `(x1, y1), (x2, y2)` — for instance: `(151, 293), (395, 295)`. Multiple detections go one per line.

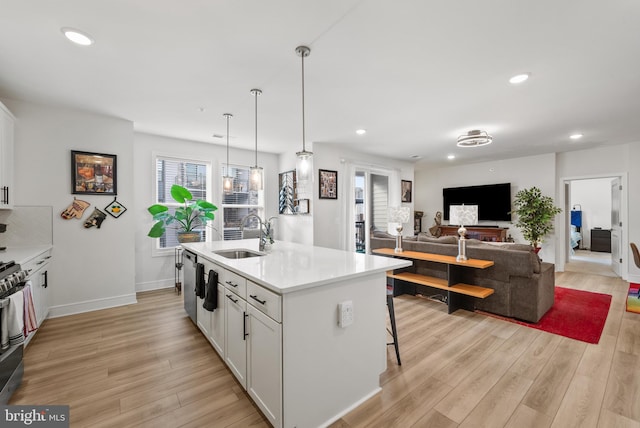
(570, 177), (613, 250)
(2, 98), (137, 316)
(311, 143), (414, 251)
(415, 153), (558, 261)
(276, 150), (313, 246)
(134, 132), (279, 291)
(557, 143), (635, 279)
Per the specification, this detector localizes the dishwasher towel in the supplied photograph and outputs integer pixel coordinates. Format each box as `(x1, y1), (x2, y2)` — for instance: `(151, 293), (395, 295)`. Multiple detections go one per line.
(3, 290), (25, 348)
(195, 263), (206, 299)
(23, 282), (38, 337)
(202, 270), (218, 311)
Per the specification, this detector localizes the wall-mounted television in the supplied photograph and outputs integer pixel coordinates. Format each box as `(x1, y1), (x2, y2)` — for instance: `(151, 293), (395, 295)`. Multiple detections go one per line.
(443, 183), (511, 221)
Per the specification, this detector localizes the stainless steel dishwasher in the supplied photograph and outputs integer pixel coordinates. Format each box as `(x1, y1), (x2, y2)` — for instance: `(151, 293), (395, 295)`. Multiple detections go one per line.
(183, 250), (198, 324)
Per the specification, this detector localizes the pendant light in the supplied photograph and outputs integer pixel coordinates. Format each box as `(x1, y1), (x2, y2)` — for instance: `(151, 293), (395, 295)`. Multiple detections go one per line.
(222, 113), (234, 194)
(295, 45), (313, 185)
(249, 89), (264, 191)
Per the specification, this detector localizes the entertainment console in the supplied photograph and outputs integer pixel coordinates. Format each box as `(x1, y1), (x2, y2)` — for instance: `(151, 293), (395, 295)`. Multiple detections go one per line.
(439, 226), (508, 242)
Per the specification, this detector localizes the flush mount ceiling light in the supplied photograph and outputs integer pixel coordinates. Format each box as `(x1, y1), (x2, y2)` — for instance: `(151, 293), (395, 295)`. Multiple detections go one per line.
(61, 27), (94, 46)
(222, 113), (234, 194)
(457, 130), (493, 147)
(509, 73), (530, 84)
(570, 133), (583, 140)
(295, 45), (313, 185)
(249, 89), (264, 191)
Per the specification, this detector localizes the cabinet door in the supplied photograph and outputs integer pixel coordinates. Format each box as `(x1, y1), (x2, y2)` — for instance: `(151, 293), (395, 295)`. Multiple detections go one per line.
(224, 291), (247, 388)
(35, 267), (51, 326)
(196, 296), (211, 337)
(0, 103), (14, 209)
(208, 285), (225, 357)
(247, 305), (282, 428)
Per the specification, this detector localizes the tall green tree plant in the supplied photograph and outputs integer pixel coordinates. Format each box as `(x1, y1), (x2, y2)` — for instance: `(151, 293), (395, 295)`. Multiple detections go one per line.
(512, 186), (562, 249)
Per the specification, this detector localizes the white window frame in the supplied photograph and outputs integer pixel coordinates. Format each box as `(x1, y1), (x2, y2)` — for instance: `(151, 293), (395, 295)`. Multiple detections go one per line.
(221, 163), (264, 241)
(152, 153), (213, 256)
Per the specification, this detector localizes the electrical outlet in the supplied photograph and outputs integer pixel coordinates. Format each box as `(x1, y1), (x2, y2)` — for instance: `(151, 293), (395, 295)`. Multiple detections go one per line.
(338, 300), (354, 328)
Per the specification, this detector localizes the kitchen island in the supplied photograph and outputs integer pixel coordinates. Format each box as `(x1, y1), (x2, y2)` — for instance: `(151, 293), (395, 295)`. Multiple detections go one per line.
(181, 239), (411, 428)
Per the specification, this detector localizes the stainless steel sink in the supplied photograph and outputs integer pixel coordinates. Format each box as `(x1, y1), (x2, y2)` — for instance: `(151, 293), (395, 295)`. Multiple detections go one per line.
(212, 249), (265, 259)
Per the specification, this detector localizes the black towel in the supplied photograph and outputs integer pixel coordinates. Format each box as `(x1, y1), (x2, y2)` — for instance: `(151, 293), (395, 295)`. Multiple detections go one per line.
(195, 263), (205, 299)
(203, 270), (218, 311)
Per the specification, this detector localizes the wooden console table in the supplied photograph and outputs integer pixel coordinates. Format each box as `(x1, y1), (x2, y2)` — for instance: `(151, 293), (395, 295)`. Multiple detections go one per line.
(439, 226), (508, 242)
(373, 248), (494, 314)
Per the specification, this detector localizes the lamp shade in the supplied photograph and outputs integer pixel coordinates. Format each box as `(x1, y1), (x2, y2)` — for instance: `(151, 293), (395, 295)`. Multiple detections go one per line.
(388, 206), (411, 224)
(449, 205), (478, 226)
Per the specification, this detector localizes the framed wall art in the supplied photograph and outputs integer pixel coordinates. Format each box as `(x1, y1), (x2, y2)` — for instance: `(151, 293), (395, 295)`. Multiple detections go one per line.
(71, 150), (117, 195)
(401, 180), (412, 203)
(278, 170), (297, 214)
(319, 169), (338, 199)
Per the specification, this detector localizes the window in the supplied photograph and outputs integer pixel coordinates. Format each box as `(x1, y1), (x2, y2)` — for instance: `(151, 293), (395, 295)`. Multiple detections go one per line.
(222, 165), (264, 240)
(154, 156), (211, 249)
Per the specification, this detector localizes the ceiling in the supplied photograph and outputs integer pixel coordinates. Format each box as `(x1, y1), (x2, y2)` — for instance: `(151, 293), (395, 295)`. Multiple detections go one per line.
(1, 0), (639, 167)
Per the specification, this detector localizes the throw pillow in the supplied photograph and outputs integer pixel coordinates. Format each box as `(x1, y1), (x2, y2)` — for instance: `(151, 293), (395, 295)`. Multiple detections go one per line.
(417, 234), (458, 244)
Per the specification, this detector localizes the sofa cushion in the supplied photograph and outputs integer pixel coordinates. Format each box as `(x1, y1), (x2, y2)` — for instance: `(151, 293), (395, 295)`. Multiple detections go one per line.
(417, 234), (458, 244)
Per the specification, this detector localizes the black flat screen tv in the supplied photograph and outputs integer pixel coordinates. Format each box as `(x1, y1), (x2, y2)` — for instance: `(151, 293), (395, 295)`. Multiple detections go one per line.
(443, 183), (511, 221)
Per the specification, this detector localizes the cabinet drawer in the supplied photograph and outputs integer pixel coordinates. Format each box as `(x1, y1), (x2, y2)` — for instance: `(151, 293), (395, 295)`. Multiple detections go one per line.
(247, 281), (281, 322)
(23, 249), (52, 277)
(222, 269), (246, 299)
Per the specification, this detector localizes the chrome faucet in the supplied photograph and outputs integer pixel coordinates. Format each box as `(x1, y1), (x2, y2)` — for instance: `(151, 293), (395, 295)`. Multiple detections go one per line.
(239, 213), (274, 251)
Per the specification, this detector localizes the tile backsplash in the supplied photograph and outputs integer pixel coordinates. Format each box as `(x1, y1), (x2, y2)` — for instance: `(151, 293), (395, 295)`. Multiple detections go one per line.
(0, 205), (53, 247)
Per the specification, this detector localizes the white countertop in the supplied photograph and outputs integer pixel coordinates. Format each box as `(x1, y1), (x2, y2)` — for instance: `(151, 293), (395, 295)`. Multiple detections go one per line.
(0, 245), (52, 265)
(181, 239), (411, 294)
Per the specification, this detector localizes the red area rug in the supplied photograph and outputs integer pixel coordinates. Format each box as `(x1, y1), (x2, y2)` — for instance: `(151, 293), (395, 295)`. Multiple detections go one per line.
(478, 286), (612, 344)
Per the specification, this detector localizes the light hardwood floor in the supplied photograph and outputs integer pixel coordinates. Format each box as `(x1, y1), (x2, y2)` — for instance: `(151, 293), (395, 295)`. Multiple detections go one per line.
(11, 271), (640, 428)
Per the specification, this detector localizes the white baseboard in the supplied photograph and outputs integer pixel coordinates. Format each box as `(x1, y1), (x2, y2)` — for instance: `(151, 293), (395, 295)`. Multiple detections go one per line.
(48, 293), (138, 318)
(318, 386), (382, 428)
(629, 274), (640, 283)
(135, 278), (176, 293)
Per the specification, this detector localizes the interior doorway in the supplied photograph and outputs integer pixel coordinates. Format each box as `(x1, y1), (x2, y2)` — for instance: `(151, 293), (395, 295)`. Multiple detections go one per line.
(564, 176), (622, 278)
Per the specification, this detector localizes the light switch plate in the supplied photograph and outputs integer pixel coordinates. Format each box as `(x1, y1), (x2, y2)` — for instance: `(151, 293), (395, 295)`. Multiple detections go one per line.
(338, 300), (354, 328)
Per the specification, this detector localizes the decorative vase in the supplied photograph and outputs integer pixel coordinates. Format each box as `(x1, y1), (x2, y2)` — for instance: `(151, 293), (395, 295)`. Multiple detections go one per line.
(177, 231), (201, 243)
(533, 246), (542, 254)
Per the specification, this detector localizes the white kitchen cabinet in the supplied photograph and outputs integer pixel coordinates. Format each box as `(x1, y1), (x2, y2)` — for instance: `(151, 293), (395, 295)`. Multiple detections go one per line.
(224, 287), (247, 388)
(0, 101), (15, 209)
(208, 284), (225, 357)
(22, 248), (53, 346)
(247, 304), (282, 428)
(196, 296), (211, 337)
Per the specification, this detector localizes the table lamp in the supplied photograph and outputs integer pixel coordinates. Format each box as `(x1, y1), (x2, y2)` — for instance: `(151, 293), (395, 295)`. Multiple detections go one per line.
(388, 206), (411, 253)
(449, 204), (478, 261)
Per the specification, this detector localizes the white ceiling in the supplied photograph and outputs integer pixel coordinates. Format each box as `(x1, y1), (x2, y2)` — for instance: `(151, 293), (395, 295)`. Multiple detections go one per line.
(1, 0), (639, 167)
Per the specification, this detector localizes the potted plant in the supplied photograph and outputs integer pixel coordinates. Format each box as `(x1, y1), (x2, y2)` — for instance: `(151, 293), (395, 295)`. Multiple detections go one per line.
(147, 184), (218, 243)
(512, 186), (562, 251)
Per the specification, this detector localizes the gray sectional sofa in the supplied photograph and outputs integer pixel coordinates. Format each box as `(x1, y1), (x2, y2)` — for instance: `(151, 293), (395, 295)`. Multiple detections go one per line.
(371, 233), (555, 322)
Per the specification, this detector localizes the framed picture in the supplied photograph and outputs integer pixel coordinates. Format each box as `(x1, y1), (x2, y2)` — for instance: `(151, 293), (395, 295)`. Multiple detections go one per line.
(71, 151), (117, 195)
(296, 198), (309, 214)
(278, 170), (297, 214)
(319, 169), (338, 199)
(401, 180), (412, 203)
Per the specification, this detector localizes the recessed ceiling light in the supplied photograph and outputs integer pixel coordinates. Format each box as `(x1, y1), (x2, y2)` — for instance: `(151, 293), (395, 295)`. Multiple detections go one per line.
(570, 133), (583, 140)
(61, 27), (94, 46)
(356, 129), (366, 135)
(447, 154), (455, 160)
(509, 73), (530, 84)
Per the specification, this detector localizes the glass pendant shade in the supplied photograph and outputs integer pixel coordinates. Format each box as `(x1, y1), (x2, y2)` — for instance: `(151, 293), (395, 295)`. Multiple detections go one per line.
(296, 150), (313, 184)
(249, 166), (263, 191)
(223, 175), (234, 194)
(222, 113), (234, 194)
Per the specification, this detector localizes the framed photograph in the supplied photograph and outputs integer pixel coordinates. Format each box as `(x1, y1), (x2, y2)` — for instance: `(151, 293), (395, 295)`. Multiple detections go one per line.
(71, 151), (117, 195)
(319, 169), (338, 199)
(401, 180), (412, 203)
(278, 170), (297, 215)
(296, 198), (309, 214)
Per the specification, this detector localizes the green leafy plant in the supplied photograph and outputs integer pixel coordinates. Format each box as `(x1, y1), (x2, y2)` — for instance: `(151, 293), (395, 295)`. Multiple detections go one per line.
(512, 186), (562, 248)
(147, 184), (217, 238)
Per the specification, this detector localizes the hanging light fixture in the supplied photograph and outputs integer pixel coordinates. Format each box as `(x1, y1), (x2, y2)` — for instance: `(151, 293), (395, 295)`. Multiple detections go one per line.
(295, 45), (313, 185)
(222, 113), (234, 194)
(457, 129), (493, 147)
(249, 89), (264, 191)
